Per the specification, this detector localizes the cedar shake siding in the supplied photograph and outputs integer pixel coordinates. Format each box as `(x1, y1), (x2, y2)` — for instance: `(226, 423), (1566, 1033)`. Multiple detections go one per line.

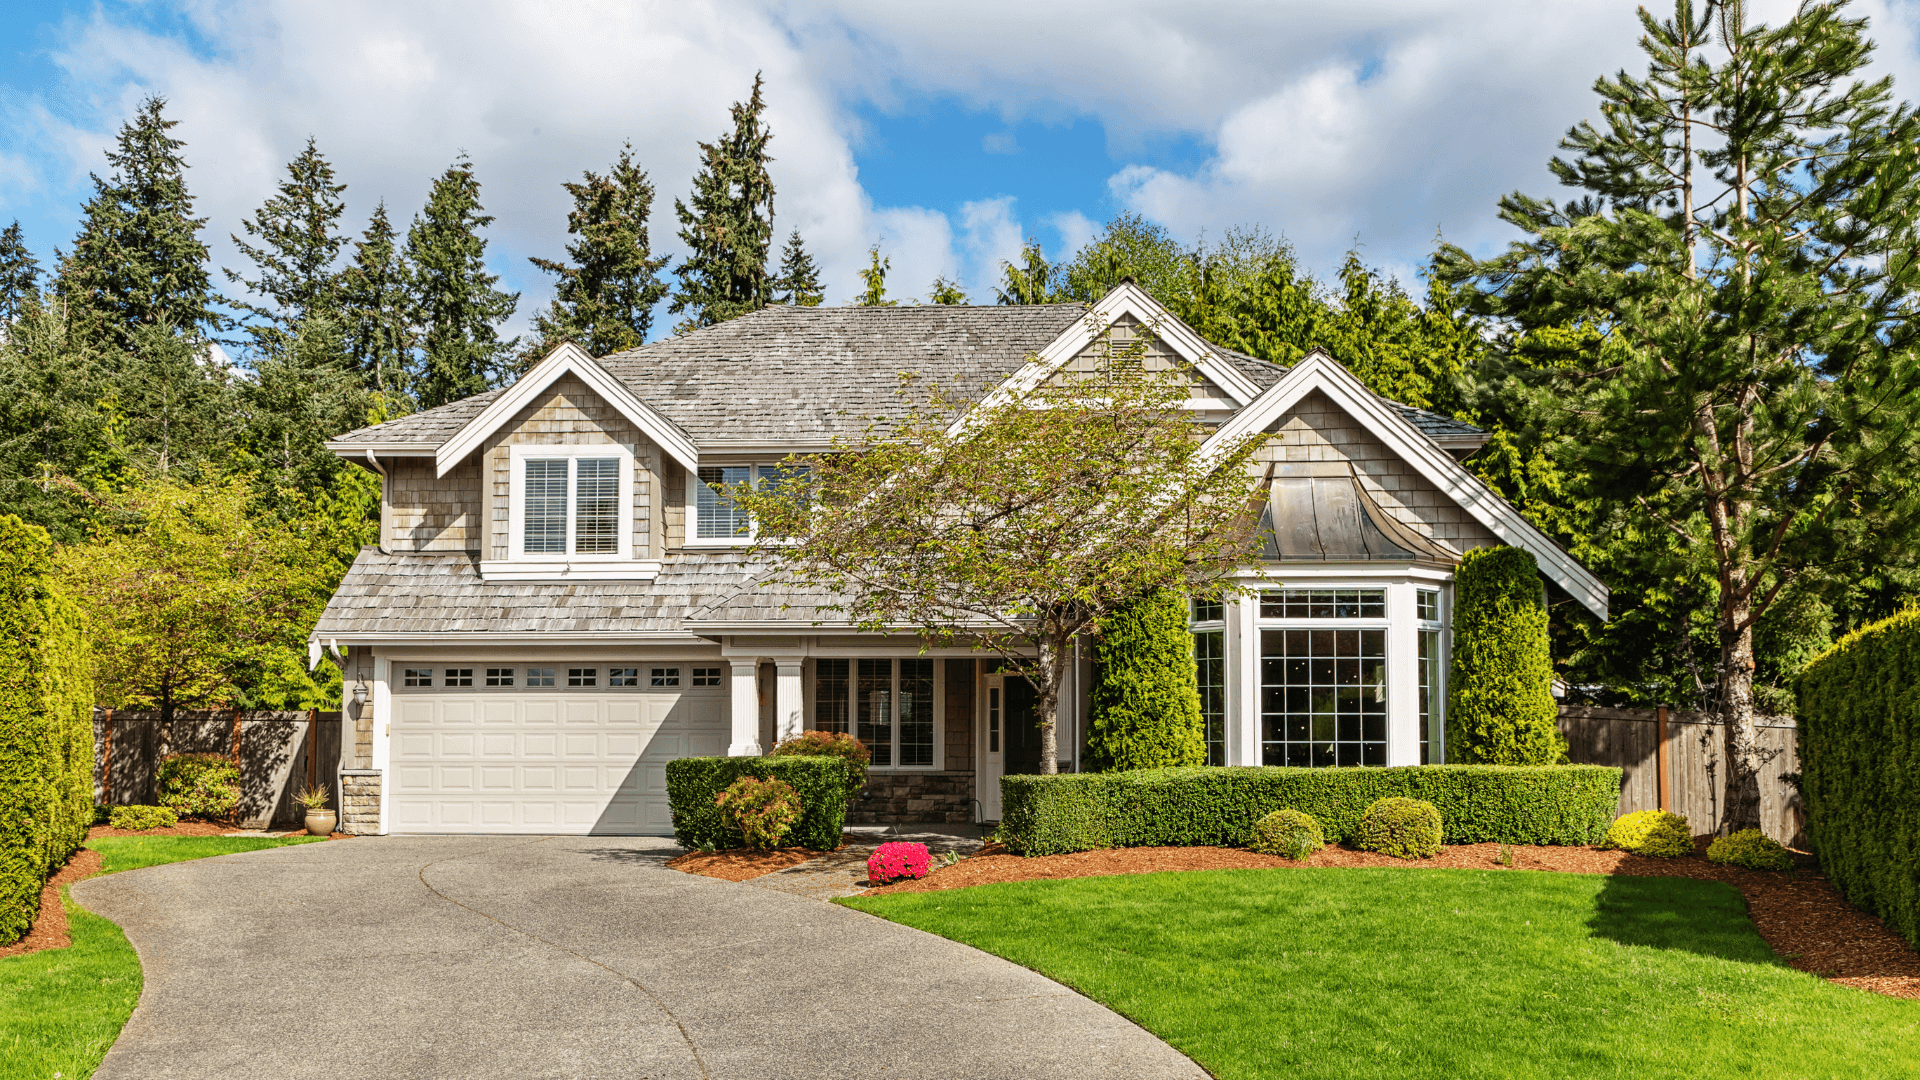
(386, 459), (483, 552)
(479, 373), (659, 561)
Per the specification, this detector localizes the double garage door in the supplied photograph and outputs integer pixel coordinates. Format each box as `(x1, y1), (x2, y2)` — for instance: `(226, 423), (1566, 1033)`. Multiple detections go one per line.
(390, 680), (727, 834)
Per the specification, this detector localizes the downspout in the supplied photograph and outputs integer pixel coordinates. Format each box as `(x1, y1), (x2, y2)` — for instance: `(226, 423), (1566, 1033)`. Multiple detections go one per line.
(364, 450), (389, 552)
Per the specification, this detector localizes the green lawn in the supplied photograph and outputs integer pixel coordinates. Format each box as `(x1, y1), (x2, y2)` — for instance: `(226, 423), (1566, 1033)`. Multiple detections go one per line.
(0, 835), (324, 1080)
(842, 867), (1920, 1080)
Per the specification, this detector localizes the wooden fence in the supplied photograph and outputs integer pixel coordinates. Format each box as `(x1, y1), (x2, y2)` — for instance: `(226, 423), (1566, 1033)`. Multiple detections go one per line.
(1558, 705), (1803, 848)
(94, 709), (342, 830)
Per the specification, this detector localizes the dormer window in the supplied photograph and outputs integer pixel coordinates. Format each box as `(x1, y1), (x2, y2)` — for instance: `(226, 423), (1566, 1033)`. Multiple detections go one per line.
(506, 444), (634, 561)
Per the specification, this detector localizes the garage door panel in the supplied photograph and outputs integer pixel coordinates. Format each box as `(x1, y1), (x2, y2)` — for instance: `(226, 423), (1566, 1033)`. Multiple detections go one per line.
(390, 686), (727, 835)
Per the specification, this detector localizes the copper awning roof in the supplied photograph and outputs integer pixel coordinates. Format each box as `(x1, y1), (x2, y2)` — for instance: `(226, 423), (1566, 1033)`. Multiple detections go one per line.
(1258, 462), (1459, 565)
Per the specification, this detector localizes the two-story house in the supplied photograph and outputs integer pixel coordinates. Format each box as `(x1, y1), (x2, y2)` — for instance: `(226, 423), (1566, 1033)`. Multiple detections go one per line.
(310, 282), (1606, 835)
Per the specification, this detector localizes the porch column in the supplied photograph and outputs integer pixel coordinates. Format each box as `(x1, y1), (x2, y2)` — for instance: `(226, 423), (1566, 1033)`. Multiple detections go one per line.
(728, 660), (763, 756)
(1386, 582), (1421, 766)
(774, 662), (804, 745)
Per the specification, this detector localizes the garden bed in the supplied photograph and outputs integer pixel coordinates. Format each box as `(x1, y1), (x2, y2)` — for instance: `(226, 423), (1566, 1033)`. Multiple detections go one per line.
(665, 847), (822, 882)
(0, 847), (104, 959)
(864, 839), (1920, 999)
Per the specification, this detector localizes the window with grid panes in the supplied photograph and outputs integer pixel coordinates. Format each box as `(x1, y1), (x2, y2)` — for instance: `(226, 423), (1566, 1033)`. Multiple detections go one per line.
(485, 668), (514, 687)
(402, 668), (432, 687)
(835, 658), (935, 767)
(443, 668), (473, 687)
(692, 667), (722, 687)
(1260, 627), (1388, 767)
(526, 668), (555, 687)
(609, 668), (639, 687)
(651, 668), (679, 687)
(1191, 597), (1227, 766)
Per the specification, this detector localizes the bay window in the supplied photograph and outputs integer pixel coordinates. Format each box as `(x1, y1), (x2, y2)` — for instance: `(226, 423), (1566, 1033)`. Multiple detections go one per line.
(1191, 597), (1227, 766)
(1258, 589), (1389, 767)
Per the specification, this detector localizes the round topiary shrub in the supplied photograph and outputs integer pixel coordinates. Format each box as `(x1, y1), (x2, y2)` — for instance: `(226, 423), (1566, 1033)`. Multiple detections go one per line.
(107, 805), (178, 831)
(767, 730), (871, 800)
(1707, 828), (1794, 871)
(157, 754), (241, 821)
(867, 841), (932, 885)
(713, 776), (803, 850)
(1355, 797), (1443, 859)
(1602, 810), (1693, 858)
(1248, 809), (1324, 861)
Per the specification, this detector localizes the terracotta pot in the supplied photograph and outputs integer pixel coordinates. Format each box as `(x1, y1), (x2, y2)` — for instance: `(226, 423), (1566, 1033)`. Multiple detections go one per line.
(304, 809), (336, 836)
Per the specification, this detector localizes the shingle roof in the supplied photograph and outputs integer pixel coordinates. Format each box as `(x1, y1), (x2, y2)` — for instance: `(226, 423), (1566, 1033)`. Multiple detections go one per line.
(329, 390), (503, 447)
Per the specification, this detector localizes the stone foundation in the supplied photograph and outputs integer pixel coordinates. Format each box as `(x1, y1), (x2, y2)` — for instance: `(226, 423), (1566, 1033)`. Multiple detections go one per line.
(847, 770), (976, 825)
(340, 769), (382, 835)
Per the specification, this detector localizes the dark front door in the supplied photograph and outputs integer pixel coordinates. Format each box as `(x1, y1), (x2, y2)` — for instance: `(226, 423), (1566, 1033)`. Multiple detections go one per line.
(1002, 675), (1044, 776)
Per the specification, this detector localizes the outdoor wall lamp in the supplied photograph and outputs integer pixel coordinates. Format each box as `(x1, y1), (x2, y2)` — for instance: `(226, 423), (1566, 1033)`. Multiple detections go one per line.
(352, 680), (368, 707)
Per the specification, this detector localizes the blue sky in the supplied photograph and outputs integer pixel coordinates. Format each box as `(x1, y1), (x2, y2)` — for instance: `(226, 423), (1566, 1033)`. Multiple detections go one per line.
(4, 1), (1920, 345)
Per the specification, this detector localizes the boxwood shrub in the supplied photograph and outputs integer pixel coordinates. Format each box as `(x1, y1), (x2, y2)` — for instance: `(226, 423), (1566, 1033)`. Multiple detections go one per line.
(666, 756), (850, 851)
(999, 764), (1621, 856)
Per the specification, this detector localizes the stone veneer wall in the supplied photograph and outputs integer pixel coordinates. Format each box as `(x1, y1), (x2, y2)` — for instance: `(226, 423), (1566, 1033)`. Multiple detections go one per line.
(339, 769), (381, 835)
(847, 770), (975, 825)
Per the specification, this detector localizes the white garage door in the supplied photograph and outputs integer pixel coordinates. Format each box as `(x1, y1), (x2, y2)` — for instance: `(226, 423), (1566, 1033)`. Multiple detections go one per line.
(389, 676), (727, 835)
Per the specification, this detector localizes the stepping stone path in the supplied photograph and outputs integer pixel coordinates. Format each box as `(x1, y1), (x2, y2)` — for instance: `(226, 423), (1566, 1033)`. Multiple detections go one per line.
(746, 826), (987, 901)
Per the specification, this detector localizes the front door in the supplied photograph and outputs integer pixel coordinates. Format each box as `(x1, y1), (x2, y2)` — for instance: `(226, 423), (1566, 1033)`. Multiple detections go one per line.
(978, 672), (1041, 822)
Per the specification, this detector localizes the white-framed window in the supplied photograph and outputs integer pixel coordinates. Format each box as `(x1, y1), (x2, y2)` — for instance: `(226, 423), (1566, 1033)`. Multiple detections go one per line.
(1191, 597), (1227, 766)
(811, 657), (937, 768)
(1257, 587), (1390, 767)
(507, 443), (634, 560)
(688, 462), (811, 545)
(1418, 587), (1447, 764)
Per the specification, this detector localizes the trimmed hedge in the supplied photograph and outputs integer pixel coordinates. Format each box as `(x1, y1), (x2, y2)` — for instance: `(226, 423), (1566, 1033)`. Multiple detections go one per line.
(0, 515), (94, 946)
(666, 756), (850, 851)
(999, 764), (1621, 856)
(1448, 546), (1563, 765)
(1356, 797), (1443, 859)
(1797, 609), (1920, 949)
(1087, 589), (1206, 770)
(108, 805), (178, 831)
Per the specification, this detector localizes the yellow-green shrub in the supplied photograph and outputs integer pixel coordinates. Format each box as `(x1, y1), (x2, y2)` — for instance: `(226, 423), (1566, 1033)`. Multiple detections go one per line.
(1707, 828), (1794, 871)
(107, 805), (178, 831)
(157, 753), (240, 821)
(1602, 810), (1693, 858)
(1248, 809), (1323, 860)
(1356, 797), (1443, 859)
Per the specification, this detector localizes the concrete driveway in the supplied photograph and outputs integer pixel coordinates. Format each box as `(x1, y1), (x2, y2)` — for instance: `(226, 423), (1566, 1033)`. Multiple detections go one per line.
(71, 836), (1206, 1080)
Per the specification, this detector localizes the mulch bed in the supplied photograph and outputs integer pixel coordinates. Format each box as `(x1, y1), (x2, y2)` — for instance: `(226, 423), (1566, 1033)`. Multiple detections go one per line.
(862, 839), (1920, 1001)
(666, 847), (825, 882)
(0, 847), (104, 960)
(86, 821), (242, 839)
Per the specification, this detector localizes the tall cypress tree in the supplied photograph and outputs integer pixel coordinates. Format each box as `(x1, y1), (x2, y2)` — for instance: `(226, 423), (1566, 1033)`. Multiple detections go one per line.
(0, 221), (41, 325)
(670, 74), (775, 333)
(526, 142), (668, 360)
(338, 202), (415, 400)
(774, 229), (823, 306)
(58, 97), (224, 347)
(227, 137), (348, 352)
(1086, 589), (1208, 771)
(406, 156), (518, 409)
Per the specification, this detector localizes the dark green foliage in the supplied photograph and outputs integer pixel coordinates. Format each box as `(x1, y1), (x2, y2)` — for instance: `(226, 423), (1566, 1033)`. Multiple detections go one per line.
(526, 143), (669, 361)
(156, 753), (240, 820)
(236, 313), (370, 502)
(994, 239), (1055, 305)
(1087, 589), (1206, 771)
(0, 297), (112, 541)
(0, 220), (40, 323)
(58, 96), (224, 348)
(1448, 546), (1562, 765)
(671, 74), (775, 333)
(1247, 808), (1323, 860)
(338, 202), (415, 400)
(107, 805), (177, 830)
(1355, 796), (1443, 859)
(928, 275), (967, 305)
(226, 137), (348, 352)
(774, 229), (823, 306)
(103, 322), (237, 478)
(767, 729), (870, 799)
(407, 156), (518, 408)
(1707, 828), (1793, 871)
(0, 515), (94, 945)
(1797, 610), (1920, 948)
(666, 755), (849, 851)
(998, 764), (1619, 856)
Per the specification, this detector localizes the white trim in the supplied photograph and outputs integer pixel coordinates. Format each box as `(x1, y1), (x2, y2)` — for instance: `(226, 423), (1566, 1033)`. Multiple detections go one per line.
(372, 656), (391, 835)
(1204, 349), (1609, 620)
(478, 561), (663, 582)
(505, 443), (636, 566)
(324, 443), (438, 456)
(434, 341), (700, 478)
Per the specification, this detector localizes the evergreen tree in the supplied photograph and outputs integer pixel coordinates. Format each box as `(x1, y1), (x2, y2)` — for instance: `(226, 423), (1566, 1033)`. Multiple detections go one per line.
(238, 313), (369, 502)
(854, 246), (897, 306)
(338, 202), (415, 401)
(1447, 546), (1563, 765)
(226, 137), (349, 352)
(0, 222), (40, 325)
(58, 96), (224, 348)
(525, 142), (668, 361)
(102, 323), (236, 478)
(774, 229), (823, 306)
(994, 240), (1055, 304)
(928, 275), (967, 304)
(0, 297), (108, 540)
(670, 74), (776, 333)
(1086, 589), (1208, 771)
(406, 156), (518, 409)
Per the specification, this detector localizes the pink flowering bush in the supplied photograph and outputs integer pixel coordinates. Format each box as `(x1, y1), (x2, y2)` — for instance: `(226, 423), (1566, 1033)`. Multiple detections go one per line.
(867, 841), (932, 885)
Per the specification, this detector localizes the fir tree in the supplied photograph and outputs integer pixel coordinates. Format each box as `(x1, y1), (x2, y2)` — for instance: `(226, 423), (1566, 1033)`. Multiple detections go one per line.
(238, 313), (369, 502)
(526, 142), (668, 361)
(58, 96), (224, 347)
(994, 240), (1054, 305)
(0, 221), (41, 324)
(854, 246), (897, 306)
(670, 74), (776, 333)
(226, 137), (349, 352)
(338, 202), (415, 400)
(406, 156), (518, 409)
(927, 275), (967, 305)
(103, 323), (236, 478)
(774, 229), (823, 306)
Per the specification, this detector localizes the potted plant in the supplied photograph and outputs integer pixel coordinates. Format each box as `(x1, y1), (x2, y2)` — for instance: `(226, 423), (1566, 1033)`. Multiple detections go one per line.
(295, 783), (335, 836)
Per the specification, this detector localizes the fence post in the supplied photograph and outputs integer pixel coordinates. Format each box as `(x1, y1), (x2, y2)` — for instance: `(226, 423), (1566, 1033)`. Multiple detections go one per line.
(1656, 705), (1670, 813)
(231, 706), (243, 765)
(307, 708), (317, 791)
(101, 708), (114, 805)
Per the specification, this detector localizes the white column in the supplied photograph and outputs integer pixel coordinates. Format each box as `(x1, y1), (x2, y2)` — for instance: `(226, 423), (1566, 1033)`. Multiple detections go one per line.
(774, 662), (804, 745)
(1234, 592), (1260, 766)
(371, 655), (392, 835)
(728, 660), (763, 756)
(1386, 582), (1420, 766)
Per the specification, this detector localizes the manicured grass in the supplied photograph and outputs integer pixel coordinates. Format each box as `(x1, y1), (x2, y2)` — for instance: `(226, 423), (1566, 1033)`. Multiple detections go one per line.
(0, 835), (325, 1080)
(842, 868), (1920, 1080)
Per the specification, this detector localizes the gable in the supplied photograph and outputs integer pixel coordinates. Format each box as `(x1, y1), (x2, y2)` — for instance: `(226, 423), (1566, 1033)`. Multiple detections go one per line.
(1051, 313), (1235, 403)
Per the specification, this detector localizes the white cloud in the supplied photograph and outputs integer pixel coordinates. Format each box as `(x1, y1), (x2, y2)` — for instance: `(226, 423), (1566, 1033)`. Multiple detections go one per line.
(957, 196), (1023, 300)
(1042, 211), (1098, 262)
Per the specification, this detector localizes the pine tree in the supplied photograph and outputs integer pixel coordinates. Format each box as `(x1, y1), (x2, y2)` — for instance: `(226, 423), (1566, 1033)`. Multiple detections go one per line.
(226, 137), (348, 352)
(994, 240), (1054, 305)
(406, 156), (518, 409)
(928, 275), (967, 304)
(526, 142), (668, 361)
(670, 74), (776, 333)
(338, 203), (415, 400)
(854, 246), (897, 306)
(1086, 589), (1208, 771)
(102, 323), (236, 478)
(0, 221), (41, 325)
(774, 229), (823, 306)
(58, 97), (224, 347)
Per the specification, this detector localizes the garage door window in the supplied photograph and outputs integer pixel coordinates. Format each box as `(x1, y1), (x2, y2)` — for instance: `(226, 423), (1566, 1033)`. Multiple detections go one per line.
(403, 668), (432, 687)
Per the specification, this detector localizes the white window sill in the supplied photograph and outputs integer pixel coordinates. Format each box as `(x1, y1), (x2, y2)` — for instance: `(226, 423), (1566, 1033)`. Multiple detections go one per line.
(681, 537), (753, 549)
(479, 559), (663, 582)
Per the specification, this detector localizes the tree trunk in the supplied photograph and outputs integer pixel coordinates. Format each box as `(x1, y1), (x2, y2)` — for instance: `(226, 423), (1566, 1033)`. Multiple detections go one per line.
(1718, 589), (1766, 834)
(1033, 633), (1076, 776)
